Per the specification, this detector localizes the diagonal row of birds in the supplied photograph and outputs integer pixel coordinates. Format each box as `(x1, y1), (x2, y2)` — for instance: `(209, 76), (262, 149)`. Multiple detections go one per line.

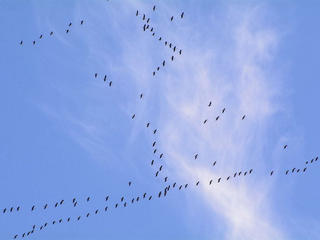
(19, 20), (84, 46)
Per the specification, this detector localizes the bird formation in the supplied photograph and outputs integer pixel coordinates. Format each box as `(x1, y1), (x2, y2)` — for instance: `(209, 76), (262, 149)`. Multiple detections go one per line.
(19, 20), (84, 46)
(9, 5), (318, 240)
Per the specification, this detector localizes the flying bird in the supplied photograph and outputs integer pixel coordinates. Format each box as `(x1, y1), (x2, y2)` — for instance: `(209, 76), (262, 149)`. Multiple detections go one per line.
(136, 10), (138, 16)
(249, 169), (253, 174)
(39, 34), (43, 39)
(143, 193), (147, 198)
(33, 40), (36, 45)
(292, 168), (295, 173)
(303, 167), (307, 172)
(81, 20), (84, 24)
(128, 181), (132, 186)
(3, 208), (6, 213)
(238, 171), (242, 176)
(196, 181), (200, 186)
(55, 202), (58, 207)
(149, 196), (152, 200)
(170, 16), (174, 21)
(153, 5), (156, 11)
(213, 161), (217, 166)
(147, 18), (150, 23)
(216, 116), (220, 121)
(173, 46), (176, 52)
(158, 37), (162, 41)
(218, 177), (221, 183)
(227, 176), (230, 180)
(153, 149), (157, 154)
(270, 171), (274, 176)
(222, 108), (226, 113)
(181, 12), (184, 18)
(194, 154), (198, 159)
(159, 165), (163, 171)
(95, 73), (98, 78)
(151, 160), (154, 165)
(17, 206), (20, 211)
(160, 153), (163, 158)
(66, 29), (69, 33)
(162, 60), (165, 66)
(143, 14), (145, 20)
(67, 217), (71, 222)
(171, 55), (174, 61)
(153, 71), (155, 76)
(152, 141), (156, 147)
(132, 114), (136, 119)
(50, 31), (53, 36)
(87, 197), (90, 202)
(77, 216), (81, 221)
(283, 145), (288, 149)
(86, 213), (90, 217)
(153, 129), (157, 134)
(179, 185), (182, 190)
(95, 209), (99, 214)
(185, 184), (188, 188)
(158, 191), (162, 198)
(164, 177), (168, 182)
(121, 197), (124, 202)
(285, 170), (289, 175)
(242, 115), (246, 120)
(69, 22), (72, 27)
(104, 75), (107, 81)
(155, 171), (159, 177)
(203, 119), (208, 124)
(105, 196), (109, 201)
(31, 206), (35, 211)
(105, 206), (108, 211)
(179, 49), (182, 55)
(140, 93), (143, 99)
(109, 81), (112, 87)
(208, 101), (212, 107)
(165, 41), (167, 45)
(20, 40), (23, 45)
(146, 122), (150, 127)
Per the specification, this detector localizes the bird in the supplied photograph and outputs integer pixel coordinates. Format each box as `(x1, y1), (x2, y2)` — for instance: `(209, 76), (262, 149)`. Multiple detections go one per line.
(173, 182), (176, 188)
(316, 156), (319, 161)
(104, 75), (107, 81)
(218, 177), (221, 183)
(136, 197), (140, 202)
(160, 153), (163, 158)
(164, 177), (168, 182)
(158, 191), (162, 198)
(81, 20), (84, 24)
(53, 220), (56, 225)
(159, 165), (163, 171)
(77, 216), (81, 221)
(179, 49), (182, 55)
(143, 24), (146, 31)
(147, 18), (150, 23)
(95, 209), (99, 214)
(181, 12), (184, 18)
(238, 171), (242, 176)
(121, 197), (124, 202)
(203, 119), (208, 124)
(87, 197), (90, 202)
(44, 222), (48, 227)
(244, 171), (247, 176)
(10, 207), (13, 212)
(213, 161), (217, 166)
(153, 129), (157, 134)
(3, 208), (6, 214)
(150, 27), (153, 32)
(132, 114), (135, 119)
(173, 46), (176, 52)
(208, 101), (212, 107)
(285, 170), (289, 175)
(292, 168), (295, 173)
(270, 171), (274, 176)
(105, 196), (109, 201)
(216, 116), (220, 121)
(234, 172), (237, 177)
(170, 16), (174, 21)
(242, 115), (246, 120)
(143, 14), (145, 20)
(86, 213), (90, 217)
(73, 202), (77, 207)
(179, 185), (182, 190)
(227, 176), (230, 180)
(297, 169), (300, 173)
(185, 184), (188, 188)
(39, 34), (43, 39)
(140, 93), (143, 99)
(303, 167), (307, 172)
(171, 55), (174, 61)
(67, 217), (71, 222)
(249, 169), (253, 174)
(105, 206), (108, 211)
(283, 145), (288, 149)
(311, 159), (314, 163)
(40, 226), (43, 230)
(66, 29), (69, 33)
(158, 37), (162, 41)
(95, 73), (98, 78)
(165, 41), (168, 45)
(306, 161), (309, 164)
(69, 22), (72, 27)
(153, 5), (156, 11)
(151, 160), (154, 165)
(60, 200), (64, 205)
(115, 204), (118, 208)
(109, 81), (112, 87)
(59, 219), (62, 223)
(153, 71), (155, 76)
(136, 10), (139, 16)
(148, 196), (152, 200)
(156, 171), (159, 177)
(169, 43), (172, 48)
(31, 206), (35, 211)
(143, 193), (147, 198)
(50, 31), (53, 36)
(153, 149), (157, 154)
(128, 181), (132, 186)
(124, 202), (127, 207)
(152, 141), (156, 147)
(33, 40), (36, 45)
(222, 108), (226, 113)
(55, 202), (58, 207)
(131, 198), (135, 204)
(17, 206), (20, 211)
(147, 122), (150, 127)
(196, 181), (200, 186)
(20, 40), (23, 45)
(14, 235), (18, 239)
(22, 233), (25, 238)
(194, 154), (198, 159)
(162, 60), (166, 66)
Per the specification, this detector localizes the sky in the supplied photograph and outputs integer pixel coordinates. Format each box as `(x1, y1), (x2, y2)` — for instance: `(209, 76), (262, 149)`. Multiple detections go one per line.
(0, 0), (320, 239)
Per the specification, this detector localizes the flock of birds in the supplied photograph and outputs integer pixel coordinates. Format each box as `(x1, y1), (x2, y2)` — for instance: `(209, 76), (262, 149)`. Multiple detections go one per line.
(5, 3), (318, 239)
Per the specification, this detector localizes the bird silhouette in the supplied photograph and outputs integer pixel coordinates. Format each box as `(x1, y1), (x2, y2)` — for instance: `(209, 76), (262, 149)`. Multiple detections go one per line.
(50, 31), (53, 36)
(152, 141), (156, 147)
(227, 176), (230, 180)
(303, 167), (307, 172)
(136, 10), (138, 16)
(173, 46), (176, 52)
(181, 12), (184, 18)
(151, 160), (154, 165)
(109, 81), (112, 87)
(147, 18), (150, 23)
(87, 197), (90, 202)
(143, 193), (147, 198)
(216, 116), (220, 121)
(105, 196), (109, 201)
(158, 37), (162, 41)
(33, 40), (36, 45)
(67, 217), (71, 222)
(59, 200), (64, 205)
(208, 101), (212, 107)
(171, 55), (174, 61)
(292, 168), (295, 173)
(170, 16), (174, 21)
(69, 22), (72, 27)
(156, 171), (159, 177)
(128, 181), (132, 186)
(20, 40), (23, 45)
(154, 149), (157, 154)
(213, 161), (217, 166)
(159, 165), (163, 171)
(31, 206), (35, 211)
(105, 206), (108, 211)
(149, 196), (152, 200)
(238, 171), (242, 176)
(143, 14), (145, 20)
(158, 191), (162, 198)
(218, 177), (221, 183)
(179, 185), (182, 190)
(121, 197), (124, 202)
(185, 184), (188, 188)
(165, 41), (168, 45)
(285, 170), (289, 175)
(140, 93), (143, 99)
(196, 181), (200, 186)
(153, 129), (157, 134)
(77, 216), (81, 221)
(160, 153), (163, 158)
(17, 206), (20, 211)
(209, 180), (213, 185)
(81, 20), (84, 24)
(283, 145), (288, 149)
(86, 213), (90, 217)
(249, 169), (253, 174)
(55, 202), (58, 207)
(234, 172), (237, 177)
(39, 34), (43, 39)
(162, 60), (165, 66)
(153, 5), (156, 11)
(104, 75), (107, 81)
(132, 114), (136, 119)
(222, 108), (226, 113)
(3, 208), (6, 213)
(270, 171), (274, 176)
(179, 49), (182, 55)
(59, 219), (62, 223)
(173, 182), (176, 188)
(203, 119), (208, 124)
(194, 154), (198, 159)
(147, 122), (150, 127)
(95, 209), (99, 214)
(66, 29), (69, 33)
(164, 177), (168, 182)
(242, 115), (246, 120)
(94, 73), (98, 78)
(153, 71), (155, 76)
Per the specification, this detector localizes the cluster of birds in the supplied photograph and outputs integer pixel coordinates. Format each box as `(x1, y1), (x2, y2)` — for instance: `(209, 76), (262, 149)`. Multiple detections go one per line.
(19, 20), (84, 46)
(135, 9), (184, 76)
(8, 4), (319, 240)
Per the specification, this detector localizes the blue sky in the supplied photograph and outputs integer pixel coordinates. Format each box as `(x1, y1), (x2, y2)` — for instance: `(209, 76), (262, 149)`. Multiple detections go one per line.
(0, 0), (320, 239)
